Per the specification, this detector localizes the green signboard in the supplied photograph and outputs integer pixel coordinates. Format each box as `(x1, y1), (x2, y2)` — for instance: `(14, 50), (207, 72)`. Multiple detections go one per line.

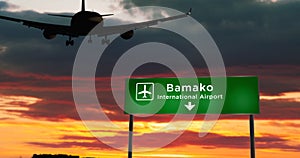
(125, 76), (259, 114)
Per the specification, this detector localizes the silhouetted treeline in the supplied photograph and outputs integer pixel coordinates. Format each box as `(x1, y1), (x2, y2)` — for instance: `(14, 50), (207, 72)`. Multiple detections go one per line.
(32, 154), (79, 158)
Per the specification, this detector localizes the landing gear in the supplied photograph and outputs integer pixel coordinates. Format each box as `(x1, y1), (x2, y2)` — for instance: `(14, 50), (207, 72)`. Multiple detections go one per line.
(66, 36), (74, 46)
(101, 36), (110, 45)
(88, 35), (92, 43)
(66, 40), (74, 46)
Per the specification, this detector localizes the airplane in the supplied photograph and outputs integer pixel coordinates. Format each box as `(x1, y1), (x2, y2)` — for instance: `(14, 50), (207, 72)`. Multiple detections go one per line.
(0, 0), (192, 46)
(138, 85), (152, 98)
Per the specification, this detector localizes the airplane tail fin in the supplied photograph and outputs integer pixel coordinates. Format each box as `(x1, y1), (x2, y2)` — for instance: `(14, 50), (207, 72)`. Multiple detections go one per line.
(82, 0), (85, 11)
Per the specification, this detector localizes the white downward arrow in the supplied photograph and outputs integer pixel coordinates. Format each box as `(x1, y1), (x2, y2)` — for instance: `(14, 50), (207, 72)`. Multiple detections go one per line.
(185, 102), (195, 111)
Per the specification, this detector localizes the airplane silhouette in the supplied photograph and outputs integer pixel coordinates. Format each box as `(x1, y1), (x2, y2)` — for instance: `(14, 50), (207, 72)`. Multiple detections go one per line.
(138, 85), (152, 98)
(0, 0), (191, 46)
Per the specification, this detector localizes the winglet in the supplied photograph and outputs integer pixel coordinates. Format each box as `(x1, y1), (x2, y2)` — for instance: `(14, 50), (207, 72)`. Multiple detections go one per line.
(187, 8), (192, 15)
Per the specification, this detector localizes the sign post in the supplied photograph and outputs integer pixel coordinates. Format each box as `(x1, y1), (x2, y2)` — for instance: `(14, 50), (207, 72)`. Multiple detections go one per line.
(128, 114), (134, 158)
(250, 115), (256, 158)
(125, 76), (259, 157)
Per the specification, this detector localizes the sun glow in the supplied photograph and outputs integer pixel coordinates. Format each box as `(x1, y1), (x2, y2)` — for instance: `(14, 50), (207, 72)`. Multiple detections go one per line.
(0, 94), (42, 111)
(261, 91), (300, 102)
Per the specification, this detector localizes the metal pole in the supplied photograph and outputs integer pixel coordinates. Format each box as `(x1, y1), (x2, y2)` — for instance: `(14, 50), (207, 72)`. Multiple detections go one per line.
(249, 115), (255, 158)
(128, 114), (134, 158)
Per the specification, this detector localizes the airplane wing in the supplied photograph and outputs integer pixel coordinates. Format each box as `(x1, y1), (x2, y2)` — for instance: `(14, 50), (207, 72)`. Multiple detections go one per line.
(138, 91), (151, 95)
(0, 15), (77, 37)
(90, 8), (192, 36)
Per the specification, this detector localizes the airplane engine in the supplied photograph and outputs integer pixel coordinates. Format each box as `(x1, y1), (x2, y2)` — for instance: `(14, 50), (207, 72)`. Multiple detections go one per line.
(120, 30), (134, 40)
(43, 30), (57, 40)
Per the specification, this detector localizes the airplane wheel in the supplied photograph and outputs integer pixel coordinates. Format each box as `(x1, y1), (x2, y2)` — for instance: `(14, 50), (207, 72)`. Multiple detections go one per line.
(102, 39), (110, 45)
(66, 40), (74, 46)
(101, 39), (106, 45)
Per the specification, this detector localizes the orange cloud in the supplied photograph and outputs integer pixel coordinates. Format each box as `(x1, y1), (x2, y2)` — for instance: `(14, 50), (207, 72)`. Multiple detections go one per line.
(0, 94), (42, 119)
(261, 92), (300, 102)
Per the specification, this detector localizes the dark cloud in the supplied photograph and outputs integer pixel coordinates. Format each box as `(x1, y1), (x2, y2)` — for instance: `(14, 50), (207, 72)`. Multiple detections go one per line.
(28, 131), (300, 152)
(166, 131), (300, 151)
(1, 65), (299, 121)
(28, 134), (122, 151)
(0, 0), (299, 77)
(206, 99), (300, 120)
(0, 10), (79, 76)
(266, 121), (300, 128)
(0, 117), (11, 120)
(5, 92), (300, 122)
(0, 1), (10, 10)
(0, 0), (298, 127)
(0, 0), (299, 79)
(256, 99), (300, 120)
(224, 65), (300, 95)
(27, 141), (113, 150)
(122, 0), (300, 66)
(8, 100), (80, 121)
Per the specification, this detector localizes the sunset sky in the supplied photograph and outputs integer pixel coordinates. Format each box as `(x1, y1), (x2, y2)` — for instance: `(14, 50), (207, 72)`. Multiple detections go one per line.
(0, 0), (300, 158)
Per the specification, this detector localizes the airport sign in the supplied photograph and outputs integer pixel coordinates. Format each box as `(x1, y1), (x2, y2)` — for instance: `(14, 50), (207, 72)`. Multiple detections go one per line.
(125, 76), (259, 114)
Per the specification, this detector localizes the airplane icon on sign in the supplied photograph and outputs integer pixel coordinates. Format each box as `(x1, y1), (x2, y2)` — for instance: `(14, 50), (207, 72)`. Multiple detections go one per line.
(136, 83), (154, 101)
(138, 85), (152, 98)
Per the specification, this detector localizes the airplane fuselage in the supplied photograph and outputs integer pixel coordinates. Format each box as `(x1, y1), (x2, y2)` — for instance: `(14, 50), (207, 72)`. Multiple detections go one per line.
(71, 11), (103, 36)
